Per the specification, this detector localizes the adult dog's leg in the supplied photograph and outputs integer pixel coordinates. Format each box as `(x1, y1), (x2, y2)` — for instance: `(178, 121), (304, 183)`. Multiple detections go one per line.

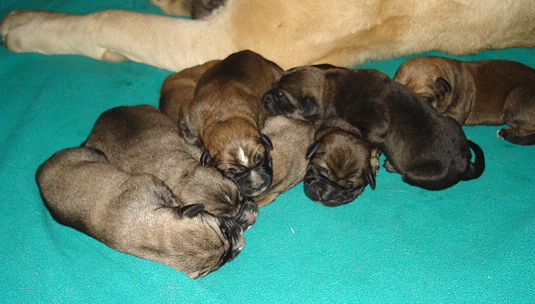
(0, 10), (236, 71)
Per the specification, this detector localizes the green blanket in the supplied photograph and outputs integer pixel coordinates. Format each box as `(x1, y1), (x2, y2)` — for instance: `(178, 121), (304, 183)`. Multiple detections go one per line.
(1, 1), (534, 303)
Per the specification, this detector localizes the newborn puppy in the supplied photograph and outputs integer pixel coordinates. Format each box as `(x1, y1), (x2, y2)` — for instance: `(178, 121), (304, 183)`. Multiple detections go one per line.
(150, 0), (227, 19)
(394, 56), (535, 145)
(254, 116), (315, 207)
(160, 60), (220, 123)
(304, 118), (379, 206)
(37, 146), (244, 278)
(160, 63), (313, 207)
(84, 105), (257, 230)
(176, 50), (283, 197)
(263, 65), (485, 190)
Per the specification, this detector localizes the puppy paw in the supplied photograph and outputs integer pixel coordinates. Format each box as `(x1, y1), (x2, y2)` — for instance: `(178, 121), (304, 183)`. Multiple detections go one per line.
(383, 159), (398, 173)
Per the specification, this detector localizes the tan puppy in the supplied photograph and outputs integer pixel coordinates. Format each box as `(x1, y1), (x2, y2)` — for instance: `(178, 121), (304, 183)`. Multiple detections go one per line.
(254, 116), (315, 207)
(83, 104), (258, 230)
(37, 146), (244, 278)
(304, 118), (379, 206)
(394, 56), (535, 145)
(176, 50), (282, 197)
(2, 1), (535, 71)
(264, 65), (485, 190)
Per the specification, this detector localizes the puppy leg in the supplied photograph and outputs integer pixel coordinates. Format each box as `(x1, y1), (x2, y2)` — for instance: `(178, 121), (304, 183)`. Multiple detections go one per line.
(498, 89), (535, 145)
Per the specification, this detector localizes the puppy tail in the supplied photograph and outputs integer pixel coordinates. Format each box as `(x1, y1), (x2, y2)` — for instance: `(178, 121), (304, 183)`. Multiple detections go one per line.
(461, 140), (485, 181)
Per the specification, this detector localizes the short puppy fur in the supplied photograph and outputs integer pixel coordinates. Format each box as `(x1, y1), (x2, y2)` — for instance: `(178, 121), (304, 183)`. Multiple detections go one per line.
(394, 56), (535, 145)
(304, 118), (379, 206)
(168, 50), (283, 197)
(84, 105), (257, 230)
(263, 65), (485, 190)
(37, 146), (244, 278)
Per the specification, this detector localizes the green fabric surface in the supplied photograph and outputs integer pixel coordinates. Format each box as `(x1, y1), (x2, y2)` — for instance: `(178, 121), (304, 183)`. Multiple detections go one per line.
(1, 1), (534, 303)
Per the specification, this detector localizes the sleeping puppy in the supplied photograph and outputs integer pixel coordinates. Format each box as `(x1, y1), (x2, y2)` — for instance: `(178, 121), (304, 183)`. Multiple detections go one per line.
(160, 60), (220, 122)
(37, 146), (244, 278)
(263, 65), (485, 190)
(254, 116), (315, 207)
(304, 118), (379, 206)
(160, 62), (314, 207)
(394, 56), (535, 145)
(84, 105), (258, 230)
(176, 50), (283, 197)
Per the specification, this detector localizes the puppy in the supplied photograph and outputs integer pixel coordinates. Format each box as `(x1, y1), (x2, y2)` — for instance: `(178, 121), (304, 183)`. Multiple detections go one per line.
(37, 146), (244, 278)
(394, 56), (535, 145)
(2, 1), (535, 71)
(160, 62), (314, 207)
(175, 50), (283, 197)
(254, 116), (315, 207)
(263, 65), (485, 190)
(151, 0), (228, 20)
(304, 118), (379, 206)
(84, 104), (258, 230)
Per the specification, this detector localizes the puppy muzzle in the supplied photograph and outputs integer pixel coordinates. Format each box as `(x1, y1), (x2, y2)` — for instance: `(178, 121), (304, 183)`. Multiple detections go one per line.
(228, 162), (273, 197)
(304, 165), (363, 207)
(262, 89), (294, 116)
(234, 195), (259, 231)
(217, 216), (245, 264)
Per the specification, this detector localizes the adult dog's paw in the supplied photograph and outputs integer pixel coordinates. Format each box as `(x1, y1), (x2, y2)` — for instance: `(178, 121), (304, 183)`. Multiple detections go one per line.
(1, 10), (58, 51)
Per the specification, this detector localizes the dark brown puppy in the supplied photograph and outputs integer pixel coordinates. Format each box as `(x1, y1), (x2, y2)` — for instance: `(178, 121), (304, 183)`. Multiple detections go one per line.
(304, 118), (379, 206)
(167, 50), (283, 197)
(84, 105), (257, 230)
(37, 146), (244, 278)
(263, 65), (485, 190)
(394, 56), (535, 145)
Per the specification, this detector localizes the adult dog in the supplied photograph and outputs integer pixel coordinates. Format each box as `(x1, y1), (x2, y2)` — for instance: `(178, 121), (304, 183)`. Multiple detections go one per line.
(394, 56), (535, 145)
(84, 104), (258, 230)
(37, 146), (244, 278)
(1, 1), (534, 71)
(168, 50), (281, 197)
(304, 118), (378, 206)
(263, 65), (485, 190)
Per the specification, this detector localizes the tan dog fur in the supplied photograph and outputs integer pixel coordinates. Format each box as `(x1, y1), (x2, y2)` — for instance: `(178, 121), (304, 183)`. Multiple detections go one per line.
(37, 146), (244, 278)
(2, 1), (535, 71)
(394, 56), (535, 145)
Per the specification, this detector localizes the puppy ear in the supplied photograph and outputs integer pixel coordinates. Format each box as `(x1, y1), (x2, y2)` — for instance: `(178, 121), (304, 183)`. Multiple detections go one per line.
(434, 77), (452, 101)
(260, 133), (274, 150)
(366, 171), (376, 190)
(301, 96), (319, 119)
(306, 141), (322, 159)
(180, 204), (205, 218)
(200, 151), (213, 166)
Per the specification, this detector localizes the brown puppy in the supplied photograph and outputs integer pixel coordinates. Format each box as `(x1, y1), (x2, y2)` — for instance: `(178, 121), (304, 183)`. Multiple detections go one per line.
(304, 118), (379, 206)
(254, 116), (315, 207)
(394, 56), (535, 145)
(160, 60), (220, 122)
(84, 105), (258, 230)
(263, 65), (485, 190)
(37, 146), (244, 278)
(175, 50), (283, 197)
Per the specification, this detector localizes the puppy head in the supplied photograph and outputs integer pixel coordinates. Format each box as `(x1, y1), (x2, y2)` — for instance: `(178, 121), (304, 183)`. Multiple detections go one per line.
(201, 122), (274, 197)
(304, 130), (376, 206)
(262, 65), (338, 121)
(394, 57), (453, 111)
